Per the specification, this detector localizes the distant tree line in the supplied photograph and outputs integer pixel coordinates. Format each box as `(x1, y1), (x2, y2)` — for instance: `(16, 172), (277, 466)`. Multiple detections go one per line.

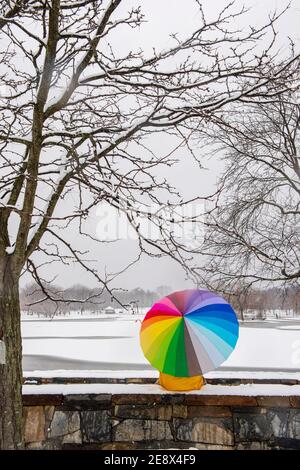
(20, 283), (299, 319)
(226, 285), (300, 320)
(20, 283), (172, 316)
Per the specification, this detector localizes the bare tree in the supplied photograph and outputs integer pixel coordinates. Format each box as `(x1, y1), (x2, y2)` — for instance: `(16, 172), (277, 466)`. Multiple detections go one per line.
(0, 0), (299, 448)
(198, 91), (300, 297)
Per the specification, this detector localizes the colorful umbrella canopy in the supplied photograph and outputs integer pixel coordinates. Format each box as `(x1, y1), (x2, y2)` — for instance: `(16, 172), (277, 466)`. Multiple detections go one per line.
(140, 289), (239, 377)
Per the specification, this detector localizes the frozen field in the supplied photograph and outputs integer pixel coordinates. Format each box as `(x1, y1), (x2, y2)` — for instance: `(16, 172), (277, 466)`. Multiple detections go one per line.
(21, 315), (300, 380)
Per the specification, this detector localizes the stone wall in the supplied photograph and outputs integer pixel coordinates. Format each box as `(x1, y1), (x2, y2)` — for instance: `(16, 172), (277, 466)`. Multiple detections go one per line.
(24, 376), (300, 386)
(23, 392), (300, 450)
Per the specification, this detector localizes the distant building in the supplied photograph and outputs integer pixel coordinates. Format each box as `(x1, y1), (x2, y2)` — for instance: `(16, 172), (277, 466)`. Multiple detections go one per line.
(104, 306), (116, 314)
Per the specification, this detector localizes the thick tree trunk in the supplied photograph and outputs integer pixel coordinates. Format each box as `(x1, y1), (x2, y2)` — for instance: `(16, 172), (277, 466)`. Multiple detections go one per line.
(0, 265), (24, 450)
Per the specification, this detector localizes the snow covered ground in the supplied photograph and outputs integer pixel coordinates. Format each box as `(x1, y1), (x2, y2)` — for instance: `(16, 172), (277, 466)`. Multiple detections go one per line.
(22, 309), (148, 321)
(22, 308), (299, 321)
(22, 382), (300, 396)
(21, 316), (300, 380)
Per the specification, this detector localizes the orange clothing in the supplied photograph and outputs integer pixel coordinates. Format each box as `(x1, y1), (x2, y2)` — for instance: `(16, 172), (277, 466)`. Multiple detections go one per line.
(159, 372), (205, 391)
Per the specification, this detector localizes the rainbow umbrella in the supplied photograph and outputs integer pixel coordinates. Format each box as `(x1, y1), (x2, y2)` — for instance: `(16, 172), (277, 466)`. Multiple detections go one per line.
(140, 289), (239, 377)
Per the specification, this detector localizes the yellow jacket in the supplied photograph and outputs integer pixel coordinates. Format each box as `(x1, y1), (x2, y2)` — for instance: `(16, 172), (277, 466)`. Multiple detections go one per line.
(159, 372), (205, 391)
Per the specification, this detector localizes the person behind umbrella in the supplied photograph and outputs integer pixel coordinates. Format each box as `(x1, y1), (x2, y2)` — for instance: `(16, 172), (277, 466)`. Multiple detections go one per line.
(140, 289), (239, 392)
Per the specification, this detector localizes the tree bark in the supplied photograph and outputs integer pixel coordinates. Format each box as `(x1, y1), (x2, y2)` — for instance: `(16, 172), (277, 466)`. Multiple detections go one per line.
(0, 262), (24, 450)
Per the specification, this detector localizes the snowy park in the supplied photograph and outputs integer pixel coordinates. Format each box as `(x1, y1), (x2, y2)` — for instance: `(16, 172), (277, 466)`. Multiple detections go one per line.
(1, 0), (300, 453)
(22, 314), (300, 382)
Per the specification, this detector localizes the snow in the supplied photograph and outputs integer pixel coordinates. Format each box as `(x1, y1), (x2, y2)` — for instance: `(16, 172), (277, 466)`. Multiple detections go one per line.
(22, 382), (300, 396)
(22, 318), (146, 367)
(25, 153), (69, 247)
(43, 0), (116, 114)
(205, 370), (300, 381)
(58, 154), (67, 180)
(43, 88), (66, 112)
(22, 317), (300, 378)
(26, 214), (44, 246)
(277, 324), (300, 330)
(22, 311), (140, 321)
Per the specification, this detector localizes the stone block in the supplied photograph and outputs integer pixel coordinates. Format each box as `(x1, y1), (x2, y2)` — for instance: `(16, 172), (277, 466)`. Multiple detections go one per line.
(126, 378), (157, 384)
(234, 407), (290, 444)
(173, 405), (188, 419)
(26, 439), (62, 450)
(232, 407), (266, 415)
(81, 410), (111, 443)
(267, 409), (289, 438)
(23, 394), (63, 406)
(187, 406), (232, 418)
(269, 437), (300, 450)
(195, 443), (234, 450)
(100, 442), (139, 450)
(112, 394), (162, 405)
(63, 394), (111, 410)
(114, 419), (173, 442)
(175, 417), (234, 446)
(236, 441), (271, 450)
(114, 404), (172, 421)
(184, 395), (257, 407)
(62, 430), (82, 444)
(234, 412), (270, 442)
(49, 411), (80, 438)
(256, 397), (290, 408)
(112, 394), (184, 406)
(288, 409), (300, 440)
(290, 397), (300, 408)
(160, 395), (186, 405)
(24, 406), (45, 443)
(45, 406), (55, 424)
(141, 441), (197, 450)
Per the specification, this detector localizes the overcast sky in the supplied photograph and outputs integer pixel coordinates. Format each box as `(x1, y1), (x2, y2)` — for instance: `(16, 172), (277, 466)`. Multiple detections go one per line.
(22, 0), (300, 292)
